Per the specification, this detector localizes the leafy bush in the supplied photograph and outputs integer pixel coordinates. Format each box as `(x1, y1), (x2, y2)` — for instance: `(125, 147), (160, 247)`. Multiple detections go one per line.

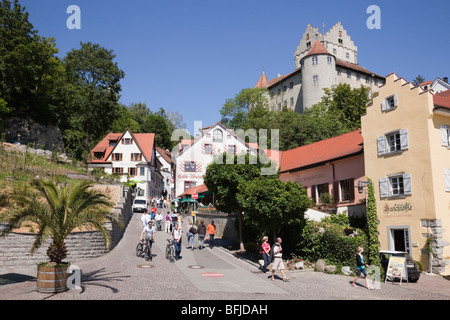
(299, 219), (368, 268)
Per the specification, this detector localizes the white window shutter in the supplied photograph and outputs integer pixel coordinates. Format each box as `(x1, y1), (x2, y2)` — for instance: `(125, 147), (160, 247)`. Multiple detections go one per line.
(403, 173), (412, 195)
(441, 125), (449, 147)
(381, 99), (387, 112)
(379, 178), (389, 198)
(400, 129), (409, 150)
(377, 136), (386, 155)
(393, 94), (398, 107)
(444, 170), (450, 192)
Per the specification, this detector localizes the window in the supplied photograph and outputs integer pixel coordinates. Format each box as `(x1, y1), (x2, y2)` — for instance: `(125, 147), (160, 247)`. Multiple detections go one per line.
(311, 183), (329, 204)
(139, 167), (145, 176)
(379, 173), (412, 198)
(111, 153), (123, 161)
(283, 85), (287, 92)
(338, 179), (354, 202)
(112, 167), (123, 174)
(307, 41), (311, 47)
(290, 97), (294, 107)
(356, 74), (361, 81)
(312, 56), (318, 65)
(347, 71), (351, 79)
(184, 162), (196, 172)
(228, 145), (236, 155)
(337, 69), (342, 76)
(204, 144), (212, 154)
(327, 56), (332, 65)
(289, 82), (294, 89)
(213, 129), (223, 142)
(128, 167), (136, 177)
(377, 129), (408, 155)
(338, 38), (343, 44)
(131, 153), (142, 161)
(184, 181), (196, 191)
(440, 125), (450, 148)
(333, 48), (337, 55)
(313, 75), (319, 86)
(346, 52), (350, 59)
(122, 138), (133, 145)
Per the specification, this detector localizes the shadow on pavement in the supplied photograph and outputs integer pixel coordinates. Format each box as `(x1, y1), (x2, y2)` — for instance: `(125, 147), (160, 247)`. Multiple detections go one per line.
(78, 268), (131, 294)
(0, 273), (35, 286)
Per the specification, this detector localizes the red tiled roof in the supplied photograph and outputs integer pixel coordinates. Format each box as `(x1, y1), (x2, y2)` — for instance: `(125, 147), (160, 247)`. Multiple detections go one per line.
(434, 89), (450, 110)
(304, 40), (330, 57)
(335, 59), (384, 79)
(156, 146), (172, 164)
(90, 133), (122, 163)
(179, 184), (209, 197)
(280, 130), (363, 173)
(420, 81), (432, 86)
(133, 133), (155, 163)
(89, 130), (155, 164)
(254, 72), (270, 89)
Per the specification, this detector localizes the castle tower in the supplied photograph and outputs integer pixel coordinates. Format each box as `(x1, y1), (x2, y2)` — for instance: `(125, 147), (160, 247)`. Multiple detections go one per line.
(300, 40), (336, 110)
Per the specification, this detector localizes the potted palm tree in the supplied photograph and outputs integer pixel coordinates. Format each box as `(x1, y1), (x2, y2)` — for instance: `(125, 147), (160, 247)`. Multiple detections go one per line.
(4, 178), (118, 293)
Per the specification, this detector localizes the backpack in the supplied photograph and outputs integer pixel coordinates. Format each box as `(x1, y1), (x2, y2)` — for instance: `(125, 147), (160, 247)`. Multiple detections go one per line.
(189, 226), (197, 234)
(269, 244), (276, 262)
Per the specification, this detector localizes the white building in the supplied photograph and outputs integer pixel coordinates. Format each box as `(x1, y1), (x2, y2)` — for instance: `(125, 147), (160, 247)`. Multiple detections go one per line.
(174, 122), (259, 197)
(156, 147), (175, 200)
(254, 22), (385, 113)
(88, 129), (164, 199)
(420, 77), (450, 94)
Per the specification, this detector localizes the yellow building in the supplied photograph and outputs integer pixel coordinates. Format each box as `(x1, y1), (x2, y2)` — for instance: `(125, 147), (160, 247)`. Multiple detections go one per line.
(361, 73), (450, 275)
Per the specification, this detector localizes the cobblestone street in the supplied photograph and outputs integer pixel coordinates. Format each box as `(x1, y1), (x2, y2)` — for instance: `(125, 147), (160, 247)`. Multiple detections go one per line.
(0, 211), (449, 303)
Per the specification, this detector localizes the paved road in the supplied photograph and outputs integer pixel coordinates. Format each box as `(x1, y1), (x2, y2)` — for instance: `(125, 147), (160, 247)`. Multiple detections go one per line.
(0, 211), (449, 302)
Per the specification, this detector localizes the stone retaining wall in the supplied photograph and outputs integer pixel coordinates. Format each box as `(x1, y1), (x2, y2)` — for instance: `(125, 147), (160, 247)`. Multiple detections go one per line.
(0, 185), (133, 274)
(195, 211), (239, 244)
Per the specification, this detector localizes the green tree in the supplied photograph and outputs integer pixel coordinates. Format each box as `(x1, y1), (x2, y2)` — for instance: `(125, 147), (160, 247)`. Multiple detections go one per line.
(237, 177), (311, 247)
(412, 75), (425, 86)
(2, 179), (119, 264)
(220, 88), (269, 130)
(319, 84), (371, 131)
(0, 0), (63, 123)
(140, 107), (174, 150)
(0, 94), (10, 130)
(62, 42), (125, 159)
(204, 153), (271, 251)
(108, 104), (140, 133)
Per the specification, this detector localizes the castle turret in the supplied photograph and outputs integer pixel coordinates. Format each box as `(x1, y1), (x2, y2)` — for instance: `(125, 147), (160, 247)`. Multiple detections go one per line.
(300, 40), (336, 110)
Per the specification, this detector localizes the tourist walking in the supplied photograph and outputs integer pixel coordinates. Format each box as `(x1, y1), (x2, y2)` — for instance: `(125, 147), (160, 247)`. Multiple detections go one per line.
(171, 223), (182, 260)
(140, 210), (151, 228)
(186, 220), (197, 249)
(271, 237), (289, 282)
(165, 211), (172, 233)
(351, 246), (373, 289)
(197, 219), (206, 249)
(206, 220), (216, 249)
(155, 211), (163, 231)
(171, 211), (178, 230)
(260, 236), (271, 273)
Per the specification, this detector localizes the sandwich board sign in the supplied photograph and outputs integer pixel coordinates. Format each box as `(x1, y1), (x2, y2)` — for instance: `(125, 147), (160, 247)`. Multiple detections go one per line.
(385, 256), (408, 284)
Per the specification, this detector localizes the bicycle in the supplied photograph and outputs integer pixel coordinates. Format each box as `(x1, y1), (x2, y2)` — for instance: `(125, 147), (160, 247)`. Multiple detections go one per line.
(136, 238), (152, 261)
(166, 238), (175, 263)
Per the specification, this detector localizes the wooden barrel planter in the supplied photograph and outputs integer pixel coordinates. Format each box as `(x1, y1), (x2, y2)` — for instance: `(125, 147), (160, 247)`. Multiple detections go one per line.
(36, 263), (70, 293)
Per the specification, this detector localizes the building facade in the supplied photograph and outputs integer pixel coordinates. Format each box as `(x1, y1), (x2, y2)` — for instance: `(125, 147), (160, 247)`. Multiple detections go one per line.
(254, 22), (385, 113)
(279, 130), (366, 218)
(361, 73), (450, 275)
(155, 147), (175, 201)
(174, 122), (258, 197)
(88, 129), (164, 200)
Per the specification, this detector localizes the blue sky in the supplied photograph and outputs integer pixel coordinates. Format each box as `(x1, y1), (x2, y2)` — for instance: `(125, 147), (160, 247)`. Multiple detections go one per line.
(20, 0), (450, 135)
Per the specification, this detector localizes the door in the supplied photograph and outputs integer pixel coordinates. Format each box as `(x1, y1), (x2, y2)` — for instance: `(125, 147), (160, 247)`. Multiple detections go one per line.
(388, 226), (411, 254)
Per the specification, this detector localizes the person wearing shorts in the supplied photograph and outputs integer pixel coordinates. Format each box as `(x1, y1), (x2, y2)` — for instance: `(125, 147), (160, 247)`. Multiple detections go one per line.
(351, 246), (373, 289)
(271, 237), (289, 282)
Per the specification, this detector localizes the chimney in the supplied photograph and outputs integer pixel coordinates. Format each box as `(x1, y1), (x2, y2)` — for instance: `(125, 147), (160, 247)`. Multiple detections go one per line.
(444, 77), (448, 84)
